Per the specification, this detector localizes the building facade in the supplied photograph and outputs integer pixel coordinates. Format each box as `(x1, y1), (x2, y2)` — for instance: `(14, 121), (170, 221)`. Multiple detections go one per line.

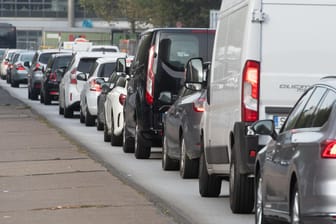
(0, 0), (130, 49)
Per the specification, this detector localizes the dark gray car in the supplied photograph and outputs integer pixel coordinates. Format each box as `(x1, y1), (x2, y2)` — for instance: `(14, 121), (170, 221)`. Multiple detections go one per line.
(162, 88), (206, 179)
(253, 76), (336, 224)
(27, 49), (67, 100)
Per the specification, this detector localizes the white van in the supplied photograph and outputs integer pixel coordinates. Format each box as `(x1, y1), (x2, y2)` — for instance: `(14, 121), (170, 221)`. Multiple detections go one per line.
(198, 0), (336, 214)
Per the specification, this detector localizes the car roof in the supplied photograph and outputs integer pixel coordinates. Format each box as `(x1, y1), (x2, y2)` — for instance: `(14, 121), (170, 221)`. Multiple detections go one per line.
(94, 53), (127, 64)
(318, 76), (336, 88)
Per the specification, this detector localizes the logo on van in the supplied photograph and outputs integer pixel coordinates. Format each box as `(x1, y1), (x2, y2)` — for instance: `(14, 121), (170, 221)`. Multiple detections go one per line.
(279, 84), (310, 92)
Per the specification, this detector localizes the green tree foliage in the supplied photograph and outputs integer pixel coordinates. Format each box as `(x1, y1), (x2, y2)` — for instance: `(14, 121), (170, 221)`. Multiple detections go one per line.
(79, 0), (221, 29)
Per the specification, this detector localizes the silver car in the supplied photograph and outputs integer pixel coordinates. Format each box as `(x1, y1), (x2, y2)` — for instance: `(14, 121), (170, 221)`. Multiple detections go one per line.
(253, 76), (336, 224)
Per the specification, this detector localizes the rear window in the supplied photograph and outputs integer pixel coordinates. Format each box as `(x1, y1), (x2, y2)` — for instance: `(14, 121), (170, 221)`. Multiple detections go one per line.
(159, 31), (214, 71)
(20, 53), (34, 62)
(39, 52), (56, 64)
(99, 62), (116, 77)
(53, 55), (71, 70)
(91, 48), (117, 53)
(78, 57), (99, 73)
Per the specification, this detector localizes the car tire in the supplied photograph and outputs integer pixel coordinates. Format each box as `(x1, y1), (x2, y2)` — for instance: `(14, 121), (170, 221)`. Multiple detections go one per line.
(11, 80), (19, 88)
(180, 136), (199, 179)
(59, 104), (64, 115)
(110, 112), (122, 146)
(199, 152), (221, 197)
(122, 122), (135, 153)
(85, 107), (95, 126)
(134, 122), (151, 159)
(40, 91), (44, 104)
(162, 134), (179, 171)
(103, 122), (111, 142)
(79, 108), (85, 124)
(44, 91), (51, 105)
(290, 182), (300, 224)
(31, 90), (38, 101)
(97, 119), (104, 131)
(64, 106), (73, 118)
(28, 89), (31, 99)
(229, 148), (254, 214)
(255, 171), (269, 224)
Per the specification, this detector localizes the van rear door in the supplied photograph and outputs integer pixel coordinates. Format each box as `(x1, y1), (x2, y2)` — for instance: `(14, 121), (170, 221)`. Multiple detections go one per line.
(260, 0), (336, 129)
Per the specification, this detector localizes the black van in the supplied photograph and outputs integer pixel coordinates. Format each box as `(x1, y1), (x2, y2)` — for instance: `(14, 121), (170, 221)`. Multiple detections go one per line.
(123, 28), (215, 159)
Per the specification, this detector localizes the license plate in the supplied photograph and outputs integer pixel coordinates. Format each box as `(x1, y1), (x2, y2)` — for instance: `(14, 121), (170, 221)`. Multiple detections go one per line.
(273, 115), (287, 129)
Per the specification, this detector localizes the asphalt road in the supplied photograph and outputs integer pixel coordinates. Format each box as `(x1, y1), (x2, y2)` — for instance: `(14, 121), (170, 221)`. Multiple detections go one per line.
(0, 80), (254, 224)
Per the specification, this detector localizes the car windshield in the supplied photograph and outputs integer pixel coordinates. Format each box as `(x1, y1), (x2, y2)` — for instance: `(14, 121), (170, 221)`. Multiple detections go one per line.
(78, 57), (99, 73)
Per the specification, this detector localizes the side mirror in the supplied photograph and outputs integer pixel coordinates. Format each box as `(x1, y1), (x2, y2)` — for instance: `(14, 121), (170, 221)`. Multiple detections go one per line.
(102, 84), (112, 94)
(251, 120), (278, 140)
(158, 91), (172, 104)
(23, 61), (31, 68)
(185, 58), (205, 91)
(185, 58), (204, 83)
(116, 58), (126, 73)
(76, 73), (87, 81)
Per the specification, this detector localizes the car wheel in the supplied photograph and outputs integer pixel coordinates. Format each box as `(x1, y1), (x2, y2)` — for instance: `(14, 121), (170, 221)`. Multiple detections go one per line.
(229, 148), (254, 214)
(40, 91), (44, 104)
(31, 90), (38, 101)
(96, 119), (104, 131)
(79, 108), (85, 124)
(59, 104), (64, 115)
(122, 121), (135, 153)
(28, 88), (31, 99)
(199, 152), (221, 197)
(134, 122), (151, 159)
(255, 171), (269, 224)
(85, 107), (95, 126)
(110, 112), (122, 146)
(11, 80), (19, 88)
(44, 91), (51, 105)
(291, 182), (300, 224)
(103, 122), (111, 142)
(162, 134), (179, 171)
(180, 136), (199, 179)
(64, 106), (73, 118)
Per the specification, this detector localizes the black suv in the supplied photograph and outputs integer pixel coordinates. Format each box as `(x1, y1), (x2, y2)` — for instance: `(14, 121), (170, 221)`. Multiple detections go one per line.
(124, 28), (215, 159)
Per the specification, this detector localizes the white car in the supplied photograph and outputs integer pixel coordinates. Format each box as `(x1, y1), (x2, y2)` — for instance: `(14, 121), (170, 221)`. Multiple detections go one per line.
(79, 53), (126, 126)
(59, 51), (111, 118)
(104, 74), (128, 146)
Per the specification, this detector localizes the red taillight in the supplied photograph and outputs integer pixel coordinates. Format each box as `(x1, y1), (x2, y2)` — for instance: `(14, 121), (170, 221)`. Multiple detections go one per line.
(16, 64), (26, 71)
(9, 64), (13, 69)
(4, 61), (8, 65)
(242, 60), (260, 122)
(34, 63), (41, 71)
(193, 96), (206, 112)
(321, 140), (336, 158)
(119, 93), (126, 105)
(145, 45), (155, 105)
(49, 72), (57, 81)
(89, 79), (102, 92)
(70, 68), (77, 84)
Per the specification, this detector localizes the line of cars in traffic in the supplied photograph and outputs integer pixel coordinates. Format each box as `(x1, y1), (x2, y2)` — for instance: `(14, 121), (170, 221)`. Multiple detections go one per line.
(3, 6), (336, 221)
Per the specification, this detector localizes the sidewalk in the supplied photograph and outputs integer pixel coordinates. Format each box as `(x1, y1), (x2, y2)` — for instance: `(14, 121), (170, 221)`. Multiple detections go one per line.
(0, 86), (177, 224)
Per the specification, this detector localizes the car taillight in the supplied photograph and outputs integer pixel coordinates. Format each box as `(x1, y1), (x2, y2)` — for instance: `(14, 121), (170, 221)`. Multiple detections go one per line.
(145, 45), (155, 105)
(193, 96), (206, 112)
(34, 63), (41, 71)
(89, 79), (102, 92)
(242, 60), (260, 122)
(49, 72), (57, 81)
(119, 93), (126, 105)
(16, 64), (26, 71)
(70, 68), (77, 84)
(4, 61), (8, 65)
(321, 140), (336, 158)
(9, 64), (13, 69)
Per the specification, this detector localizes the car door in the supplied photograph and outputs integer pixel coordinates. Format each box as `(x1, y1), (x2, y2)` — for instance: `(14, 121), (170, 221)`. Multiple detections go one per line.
(263, 87), (316, 211)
